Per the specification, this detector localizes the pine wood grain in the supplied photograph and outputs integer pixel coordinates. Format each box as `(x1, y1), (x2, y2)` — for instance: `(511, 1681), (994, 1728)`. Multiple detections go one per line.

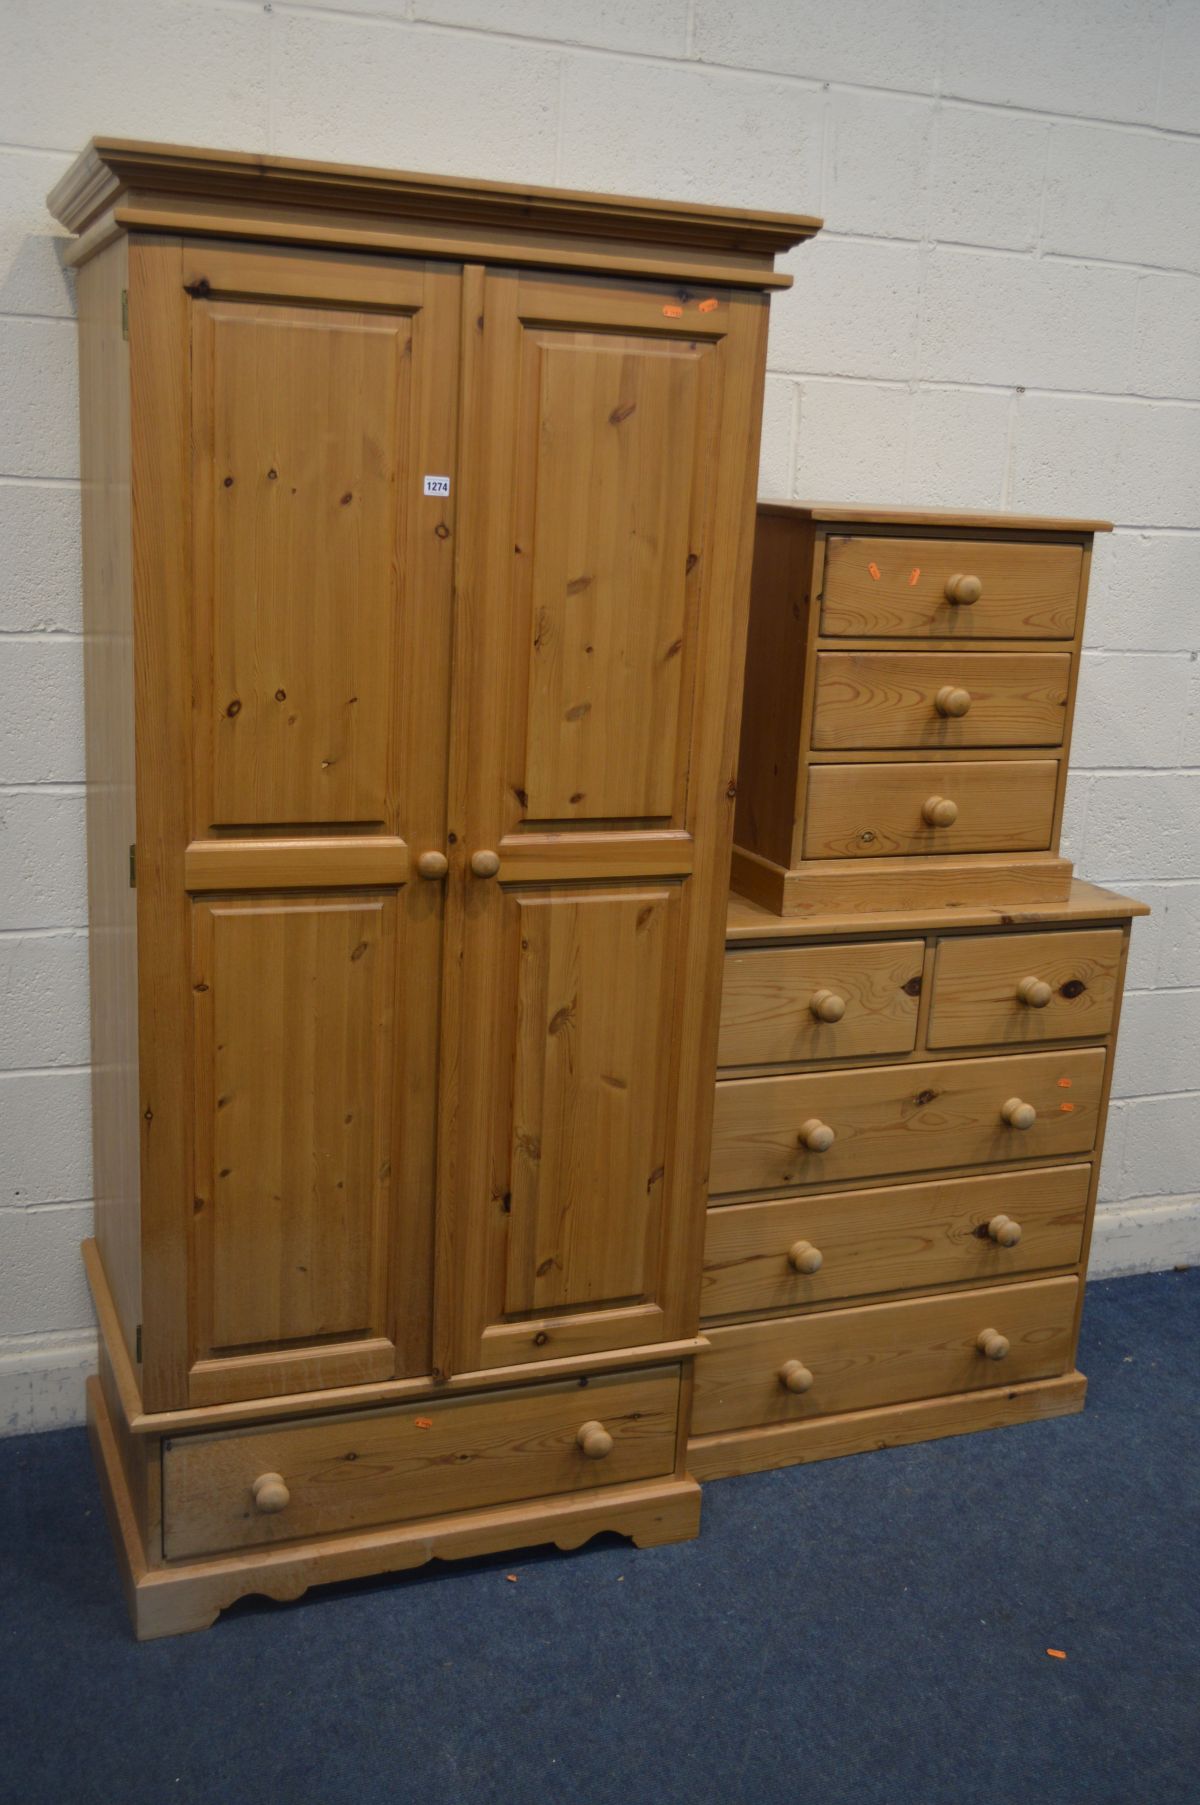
(710, 1045), (1106, 1195)
(64, 149), (793, 1631)
(692, 1275), (1078, 1434)
(192, 291), (414, 828)
(732, 847), (1076, 916)
(732, 510), (814, 870)
(183, 837), (409, 889)
(162, 1364), (681, 1559)
(127, 240), (460, 1406)
(928, 927), (1123, 1049)
(701, 1164), (1090, 1318)
(504, 888), (679, 1315)
(88, 1375), (699, 1640)
(725, 881), (1148, 942)
(437, 266), (767, 1375)
(76, 237), (142, 1368)
(811, 650), (1072, 749)
(731, 505), (1103, 916)
(818, 537), (1082, 639)
(130, 234), (194, 1410)
(802, 759), (1059, 860)
(719, 939), (922, 1067)
(688, 1370), (1088, 1479)
(189, 894), (397, 1394)
(50, 137), (821, 256)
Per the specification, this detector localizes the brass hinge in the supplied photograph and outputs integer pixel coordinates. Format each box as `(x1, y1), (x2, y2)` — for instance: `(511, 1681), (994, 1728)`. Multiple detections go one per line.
(135, 1323), (143, 1364)
(128, 843), (136, 888)
(120, 288), (129, 340)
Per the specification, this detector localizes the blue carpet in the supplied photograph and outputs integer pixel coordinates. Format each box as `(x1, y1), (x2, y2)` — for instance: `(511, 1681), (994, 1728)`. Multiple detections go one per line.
(2, 1270), (1197, 1805)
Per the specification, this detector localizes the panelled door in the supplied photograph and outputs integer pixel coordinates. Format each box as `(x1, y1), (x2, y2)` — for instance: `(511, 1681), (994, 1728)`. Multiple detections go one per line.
(134, 239), (460, 1408)
(437, 266), (766, 1376)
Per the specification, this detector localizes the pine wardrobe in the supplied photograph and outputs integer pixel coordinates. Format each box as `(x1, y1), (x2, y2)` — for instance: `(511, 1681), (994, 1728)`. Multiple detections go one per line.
(49, 140), (820, 1636)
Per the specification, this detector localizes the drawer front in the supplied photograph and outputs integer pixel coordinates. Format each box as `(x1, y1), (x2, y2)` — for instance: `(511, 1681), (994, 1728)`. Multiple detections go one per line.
(811, 651), (1072, 750)
(928, 928), (1123, 1049)
(819, 536), (1082, 639)
(701, 1164), (1089, 1319)
(719, 939), (922, 1068)
(692, 1276), (1078, 1435)
(803, 760), (1058, 860)
(710, 1046), (1106, 1195)
(163, 1365), (680, 1560)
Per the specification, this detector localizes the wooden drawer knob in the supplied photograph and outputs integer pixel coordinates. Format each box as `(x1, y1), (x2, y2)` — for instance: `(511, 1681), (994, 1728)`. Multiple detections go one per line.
(469, 849), (501, 878)
(945, 573), (982, 605)
(798, 1117), (835, 1153)
(987, 1213), (1023, 1247)
(922, 795), (958, 827)
(1001, 1096), (1037, 1130)
(809, 988), (846, 1024)
(576, 1420), (614, 1460)
(416, 849), (449, 879)
(788, 1239), (824, 1275)
(977, 1327), (1010, 1361)
(935, 684), (972, 718)
(252, 1472), (290, 1514)
(779, 1359), (814, 1394)
(1017, 975), (1053, 1008)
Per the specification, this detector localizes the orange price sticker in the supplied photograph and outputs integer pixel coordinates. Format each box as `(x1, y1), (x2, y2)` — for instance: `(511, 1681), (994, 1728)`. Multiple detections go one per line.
(698, 297), (719, 313)
(1060, 1102), (1076, 1113)
(867, 561), (882, 581)
(414, 1416), (433, 1430)
(1046, 1648), (1067, 1661)
(1057, 1077), (1073, 1088)
(662, 303), (684, 318)
(908, 566), (921, 585)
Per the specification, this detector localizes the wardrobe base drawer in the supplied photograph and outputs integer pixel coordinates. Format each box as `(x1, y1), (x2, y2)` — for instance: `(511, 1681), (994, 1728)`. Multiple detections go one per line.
(691, 1276), (1077, 1436)
(162, 1364), (681, 1560)
(701, 1164), (1090, 1319)
(89, 1375), (700, 1642)
(689, 1370), (1087, 1480)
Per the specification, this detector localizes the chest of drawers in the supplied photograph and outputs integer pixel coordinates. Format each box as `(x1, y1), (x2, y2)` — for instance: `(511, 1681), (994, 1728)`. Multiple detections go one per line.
(689, 883), (1147, 1480)
(732, 504), (1110, 917)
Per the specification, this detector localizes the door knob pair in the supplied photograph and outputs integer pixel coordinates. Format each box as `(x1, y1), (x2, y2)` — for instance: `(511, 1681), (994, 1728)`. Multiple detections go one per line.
(416, 849), (500, 879)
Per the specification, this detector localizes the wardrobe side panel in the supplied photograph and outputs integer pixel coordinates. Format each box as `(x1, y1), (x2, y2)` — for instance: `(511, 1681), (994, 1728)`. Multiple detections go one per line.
(77, 237), (141, 1368)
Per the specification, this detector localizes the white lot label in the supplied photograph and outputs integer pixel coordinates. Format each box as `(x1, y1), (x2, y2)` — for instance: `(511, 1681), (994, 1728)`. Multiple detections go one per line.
(423, 474), (451, 497)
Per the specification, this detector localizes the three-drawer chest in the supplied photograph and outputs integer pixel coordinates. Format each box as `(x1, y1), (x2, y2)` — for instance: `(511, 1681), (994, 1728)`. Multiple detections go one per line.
(691, 502), (1146, 1481)
(732, 503), (1110, 916)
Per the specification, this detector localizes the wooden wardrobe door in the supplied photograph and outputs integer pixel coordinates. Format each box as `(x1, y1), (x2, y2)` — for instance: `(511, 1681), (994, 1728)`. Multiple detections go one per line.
(131, 240), (459, 1408)
(438, 267), (766, 1376)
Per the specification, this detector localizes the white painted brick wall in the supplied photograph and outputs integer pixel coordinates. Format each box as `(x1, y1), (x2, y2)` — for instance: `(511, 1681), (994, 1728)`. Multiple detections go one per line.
(1, 0), (1196, 1431)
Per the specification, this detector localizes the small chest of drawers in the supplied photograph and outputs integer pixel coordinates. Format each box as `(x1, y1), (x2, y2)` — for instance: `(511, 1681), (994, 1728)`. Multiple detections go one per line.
(689, 884), (1146, 1481)
(732, 504), (1111, 917)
